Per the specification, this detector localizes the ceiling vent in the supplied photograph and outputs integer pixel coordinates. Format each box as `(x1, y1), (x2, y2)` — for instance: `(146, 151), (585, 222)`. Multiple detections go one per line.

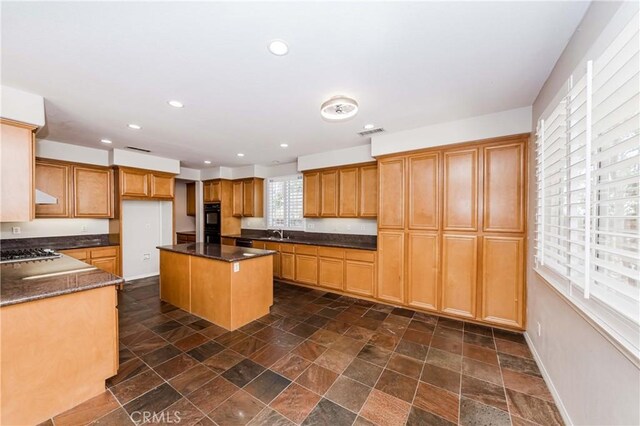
(357, 127), (385, 137)
(126, 146), (151, 153)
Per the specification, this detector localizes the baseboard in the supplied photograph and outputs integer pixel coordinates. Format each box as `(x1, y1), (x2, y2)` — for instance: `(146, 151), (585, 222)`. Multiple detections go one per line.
(524, 331), (573, 425)
(124, 272), (159, 282)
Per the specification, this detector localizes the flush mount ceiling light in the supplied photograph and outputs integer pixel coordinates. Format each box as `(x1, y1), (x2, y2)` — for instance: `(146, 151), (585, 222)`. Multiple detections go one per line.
(100, 139), (112, 144)
(167, 100), (184, 108)
(364, 124), (375, 130)
(268, 39), (289, 56)
(280, 143), (288, 148)
(127, 124), (141, 130)
(320, 96), (359, 121)
(204, 160), (211, 164)
(237, 153), (245, 157)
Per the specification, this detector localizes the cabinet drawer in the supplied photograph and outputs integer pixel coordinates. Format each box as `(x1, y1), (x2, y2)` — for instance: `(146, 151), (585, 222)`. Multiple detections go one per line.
(295, 245), (317, 256)
(252, 241), (266, 249)
(345, 249), (375, 263)
(60, 248), (89, 261)
(91, 246), (118, 259)
(280, 243), (295, 254)
(265, 242), (280, 251)
(318, 247), (345, 259)
(221, 237), (236, 246)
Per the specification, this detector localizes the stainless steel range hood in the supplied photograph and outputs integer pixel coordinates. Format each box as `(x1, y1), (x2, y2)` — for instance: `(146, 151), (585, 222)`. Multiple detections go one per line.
(35, 189), (57, 205)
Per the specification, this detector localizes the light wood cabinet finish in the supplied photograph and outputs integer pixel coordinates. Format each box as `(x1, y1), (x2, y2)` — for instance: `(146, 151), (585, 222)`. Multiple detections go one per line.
(338, 168), (358, 217)
(186, 182), (196, 216)
(204, 180), (221, 203)
(295, 254), (318, 285)
(443, 149), (478, 231)
(320, 170), (339, 217)
(377, 230), (405, 303)
(378, 158), (405, 229)
(61, 245), (120, 275)
(118, 167), (175, 200)
(35, 161), (70, 218)
(221, 237), (236, 246)
(408, 153), (439, 230)
(483, 143), (525, 233)
(345, 260), (375, 297)
(90, 257), (118, 275)
(0, 120), (34, 222)
(407, 232), (439, 311)
(232, 180), (243, 217)
(441, 234), (477, 319)
(150, 174), (175, 198)
(481, 236), (524, 328)
(303, 172), (321, 217)
(359, 165), (378, 217)
(120, 168), (149, 197)
(281, 252), (295, 280)
(159, 250), (191, 310)
(242, 178), (264, 217)
(73, 166), (113, 218)
(265, 242), (281, 278)
(318, 257), (344, 290)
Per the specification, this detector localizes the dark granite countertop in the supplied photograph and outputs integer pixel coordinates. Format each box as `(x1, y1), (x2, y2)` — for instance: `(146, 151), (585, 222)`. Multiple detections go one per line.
(1, 255), (124, 307)
(157, 243), (275, 262)
(222, 231), (377, 251)
(1, 234), (119, 251)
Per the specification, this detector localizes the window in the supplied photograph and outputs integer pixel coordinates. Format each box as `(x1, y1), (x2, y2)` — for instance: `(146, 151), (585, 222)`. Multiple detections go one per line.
(534, 11), (640, 358)
(266, 175), (304, 229)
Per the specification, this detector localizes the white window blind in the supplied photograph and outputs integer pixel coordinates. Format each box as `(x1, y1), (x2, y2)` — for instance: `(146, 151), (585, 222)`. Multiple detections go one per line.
(266, 175), (304, 230)
(535, 11), (640, 358)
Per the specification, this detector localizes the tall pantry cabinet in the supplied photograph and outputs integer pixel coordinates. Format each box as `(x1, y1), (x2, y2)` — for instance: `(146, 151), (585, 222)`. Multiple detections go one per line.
(377, 134), (527, 329)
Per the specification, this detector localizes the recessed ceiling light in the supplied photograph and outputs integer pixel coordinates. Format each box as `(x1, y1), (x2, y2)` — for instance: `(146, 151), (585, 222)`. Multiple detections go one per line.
(268, 39), (289, 56)
(364, 124), (375, 130)
(167, 100), (184, 108)
(128, 124), (141, 130)
(204, 160), (211, 164)
(280, 143), (289, 148)
(320, 96), (359, 121)
(237, 153), (245, 157)
(100, 139), (112, 144)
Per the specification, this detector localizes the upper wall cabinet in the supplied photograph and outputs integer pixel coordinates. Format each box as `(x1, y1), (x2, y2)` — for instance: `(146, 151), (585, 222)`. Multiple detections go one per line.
(443, 148), (478, 231)
(232, 180), (243, 216)
(73, 166), (114, 218)
(378, 158), (404, 229)
(408, 153), (439, 230)
(203, 180), (221, 203)
(118, 167), (175, 200)
(0, 120), (35, 222)
(35, 160), (70, 218)
(303, 163), (377, 219)
(231, 178), (263, 217)
(483, 142), (525, 233)
(186, 182), (196, 216)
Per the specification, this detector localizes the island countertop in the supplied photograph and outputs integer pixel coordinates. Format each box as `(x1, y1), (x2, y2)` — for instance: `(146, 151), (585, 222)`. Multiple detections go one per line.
(157, 243), (275, 262)
(1, 255), (124, 307)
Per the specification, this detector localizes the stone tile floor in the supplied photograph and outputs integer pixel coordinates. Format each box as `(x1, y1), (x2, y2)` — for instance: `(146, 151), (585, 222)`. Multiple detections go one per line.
(42, 277), (563, 425)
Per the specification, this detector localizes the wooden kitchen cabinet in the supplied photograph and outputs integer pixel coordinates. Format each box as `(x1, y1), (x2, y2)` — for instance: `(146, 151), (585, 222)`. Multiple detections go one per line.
(378, 157), (405, 229)
(186, 182), (196, 216)
(203, 180), (221, 203)
(35, 160), (71, 218)
(177, 232), (196, 244)
(60, 246), (119, 275)
(408, 153), (439, 230)
(441, 234), (477, 319)
(359, 164), (378, 217)
(118, 167), (176, 200)
(265, 242), (281, 278)
(320, 170), (338, 217)
(407, 232), (439, 311)
(377, 230), (405, 304)
(221, 237), (236, 246)
(338, 167), (358, 217)
(160, 250), (191, 310)
(232, 181), (243, 217)
(303, 172), (320, 217)
(0, 120), (35, 222)
(281, 252), (295, 281)
(345, 249), (376, 297)
(318, 247), (345, 290)
(120, 168), (149, 197)
(73, 166), (113, 218)
(150, 173), (174, 198)
(295, 255), (318, 285)
(242, 178), (264, 217)
(443, 148), (478, 231)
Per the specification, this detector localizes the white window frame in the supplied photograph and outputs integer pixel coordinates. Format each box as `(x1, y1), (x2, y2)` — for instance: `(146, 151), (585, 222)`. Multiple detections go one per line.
(266, 174), (304, 230)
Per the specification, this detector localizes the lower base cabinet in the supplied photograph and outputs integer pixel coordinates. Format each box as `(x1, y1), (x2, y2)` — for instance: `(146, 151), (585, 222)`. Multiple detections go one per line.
(344, 260), (375, 297)
(377, 231), (405, 304)
(295, 254), (318, 285)
(281, 252), (295, 281)
(318, 257), (343, 290)
(441, 234), (478, 319)
(60, 246), (120, 275)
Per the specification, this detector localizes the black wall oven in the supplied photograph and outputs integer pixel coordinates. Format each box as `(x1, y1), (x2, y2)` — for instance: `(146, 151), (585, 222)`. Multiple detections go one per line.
(204, 203), (221, 244)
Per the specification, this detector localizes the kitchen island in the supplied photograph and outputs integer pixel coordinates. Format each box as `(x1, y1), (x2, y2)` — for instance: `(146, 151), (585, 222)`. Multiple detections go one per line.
(157, 243), (275, 330)
(0, 255), (123, 425)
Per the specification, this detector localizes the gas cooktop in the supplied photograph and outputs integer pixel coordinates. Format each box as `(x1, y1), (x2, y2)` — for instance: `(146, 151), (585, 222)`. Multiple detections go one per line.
(0, 248), (62, 264)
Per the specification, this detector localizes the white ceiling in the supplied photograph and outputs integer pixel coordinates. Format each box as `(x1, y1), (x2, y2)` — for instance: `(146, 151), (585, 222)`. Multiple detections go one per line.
(1, 1), (589, 169)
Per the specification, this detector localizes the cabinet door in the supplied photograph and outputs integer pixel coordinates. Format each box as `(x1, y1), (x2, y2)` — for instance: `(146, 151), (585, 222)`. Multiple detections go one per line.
(481, 236), (524, 328)
(281, 253), (295, 281)
(408, 153), (439, 230)
(443, 149), (478, 231)
(59, 248), (89, 261)
(345, 261), (375, 297)
(483, 143), (525, 233)
(73, 166), (113, 218)
(320, 170), (338, 217)
(265, 243), (281, 278)
(441, 234), (477, 319)
(120, 169), (149, 197)
(221, 237), (236, 246)
(359, 165), (378, 217)
(35, 161), (70, 218)
(319, 257), (344, 290)
(160, 250), (190, 310)
(378, 158), (405, 229)
(377, 231), (405, 303)
(407, 232), (439, 311)
(295, 254), (318, 285)
(203, 181), (212, 202)
(303, 172), (321, 217)
(338, 167), (358, 217)
(252, 241), (266, 249)
(91, 257), (118, 275)
(0, 121), (34, 222)
(243, 179), (255, 216)
(186, 182), (196, 216)
(211, 181), (221, 202)
(150, 174), (174, 198)
(232, 181), (243, 217)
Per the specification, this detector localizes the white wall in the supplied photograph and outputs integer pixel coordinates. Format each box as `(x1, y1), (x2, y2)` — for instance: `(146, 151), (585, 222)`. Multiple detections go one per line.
(37, 139), (110, 166)
(0, 86), (45, 126)
(298, 145), (374, 171)
(110, 148), (181, 174)
(0, 218), (109, 239)
(174, 181), (195, 232)
(527, 2), (639, 425)
(242, 216), (377, 236)
(122, 200), (172, 280)
(371, 106), (532, 157)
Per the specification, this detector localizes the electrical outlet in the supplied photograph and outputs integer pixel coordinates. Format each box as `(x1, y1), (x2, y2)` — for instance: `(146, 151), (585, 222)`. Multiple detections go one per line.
(81, 225), (87, 233)
(347, 224), (352, 231)
(307, 223), (314, 229)
(233, 262), (240, 272)
(537, 322), (542, 337)
(12, 226), (20, 235)
(360, 225), (366, 231)
(143, 253), (151, 261)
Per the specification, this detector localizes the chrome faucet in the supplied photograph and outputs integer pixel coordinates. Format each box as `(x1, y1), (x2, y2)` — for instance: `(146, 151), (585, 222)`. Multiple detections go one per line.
(272, 229), (284, 239)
